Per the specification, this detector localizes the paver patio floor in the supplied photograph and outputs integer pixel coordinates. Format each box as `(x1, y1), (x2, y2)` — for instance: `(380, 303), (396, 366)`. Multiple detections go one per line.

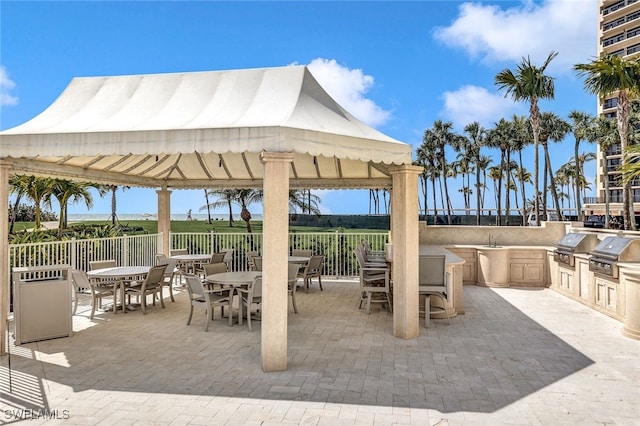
(1, 279), (638, 425)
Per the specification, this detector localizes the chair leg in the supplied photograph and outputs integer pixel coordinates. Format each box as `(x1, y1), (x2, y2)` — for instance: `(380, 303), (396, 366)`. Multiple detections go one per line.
(365, 292), (372, 314)
(141, 295), (147, 314)
(386, 292), (393, 314)
(159, 290), (165, 308)
(435, 294), (451, 325)
(246, 302), (253, 332)
(424, 295), (430, 328)
(168, 284), (175, 302)
(204, 308), (210, 332)
(90, 298), (97, 319)
(187, 304), (194, 325)
(318, 276), (323, 291)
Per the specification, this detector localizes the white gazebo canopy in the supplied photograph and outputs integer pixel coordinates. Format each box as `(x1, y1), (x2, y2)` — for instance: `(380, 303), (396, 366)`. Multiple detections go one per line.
(1, 66), (410, 189)
(0, 66), (422, 371)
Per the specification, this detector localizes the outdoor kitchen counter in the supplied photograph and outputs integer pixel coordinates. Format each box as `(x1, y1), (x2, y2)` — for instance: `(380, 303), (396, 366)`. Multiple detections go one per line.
(445, 245), (555, 288)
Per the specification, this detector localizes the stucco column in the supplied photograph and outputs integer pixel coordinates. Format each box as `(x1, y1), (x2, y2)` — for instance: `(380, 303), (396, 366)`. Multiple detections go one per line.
(156, 188), (172, 257)
(261, 152), (293, 372)
(0, 162), (11, 355)
(620, 264), (640, 340)
(389, 165), (422, 339)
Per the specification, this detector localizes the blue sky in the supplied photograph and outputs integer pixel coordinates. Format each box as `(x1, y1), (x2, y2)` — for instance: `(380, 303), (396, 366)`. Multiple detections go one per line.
(1, 0), (598, 216)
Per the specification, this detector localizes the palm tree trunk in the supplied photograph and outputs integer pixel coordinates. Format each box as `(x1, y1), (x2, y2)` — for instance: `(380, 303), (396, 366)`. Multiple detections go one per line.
(442, 164), (452, 225)
(544, 145), (564, 220)
(574, 140), (582, 220)
(475, 164), (481, 225)
(603, 147), (612, 228)
(204, 190), (212, 224)
(531, 102), (541, 226)
(617, 92), (635, 230)
(9, 194), (22, 234)
(431, 177), (438, 217)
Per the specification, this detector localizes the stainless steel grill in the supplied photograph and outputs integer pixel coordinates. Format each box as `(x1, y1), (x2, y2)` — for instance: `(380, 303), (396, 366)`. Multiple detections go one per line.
(589, 236), (640, 278)
(553, 233), (599, 267)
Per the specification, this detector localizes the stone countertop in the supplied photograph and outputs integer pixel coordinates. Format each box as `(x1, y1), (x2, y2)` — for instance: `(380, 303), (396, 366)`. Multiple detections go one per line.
(419, 245), (465, 264)
(445, 244), (557, 251)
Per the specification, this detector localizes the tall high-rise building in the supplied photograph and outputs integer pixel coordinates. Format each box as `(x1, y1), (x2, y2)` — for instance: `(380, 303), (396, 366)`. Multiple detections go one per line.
(583, 0), (639, 222)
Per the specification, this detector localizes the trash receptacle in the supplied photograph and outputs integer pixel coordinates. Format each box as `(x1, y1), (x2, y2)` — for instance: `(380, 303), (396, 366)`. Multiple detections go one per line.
(12, 265), (73, 345)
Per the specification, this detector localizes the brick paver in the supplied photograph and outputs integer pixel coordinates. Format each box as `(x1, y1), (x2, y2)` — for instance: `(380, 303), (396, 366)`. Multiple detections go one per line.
(1, 280), (638, 425)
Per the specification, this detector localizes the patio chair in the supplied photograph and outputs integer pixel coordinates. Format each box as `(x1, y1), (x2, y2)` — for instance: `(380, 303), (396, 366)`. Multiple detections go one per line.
(195, 252), (225, 277)
(418, 255), (451, 327)
(292, 249), (312, 257)
(298, 255), (324, 292)
(246, 251), (259, 271)
(354, 249), (392, 314)
(252, 256), (263, 271)
(220, 248), (234, 271)
(238, 275), (262, 332)
(359, 240), (387, 263)
(170, 248), (188, 256)
(87, 259), (119, 287)
(184, 274), (232, 332)
(89, 259), (117, 270)
(156, 257), (178, 302)
(354, 245), (387, 267)
(71, 269), (118, 319)
(124, 264), (167, 314)
(288, 263), (301, 313)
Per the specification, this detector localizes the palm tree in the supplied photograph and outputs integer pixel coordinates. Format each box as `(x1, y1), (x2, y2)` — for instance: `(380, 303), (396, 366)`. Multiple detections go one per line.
(485, 119), (511, 225)
(538, 111), (571, 219)
(463, 122), (486, 225)
(22, 176), (54, 230)
(202, 189), (237, 226)
(8, 175), (32, 234)
(574, 54), (640, 230)
(571, 152), (597, 212)
(496, 51), (558, 226)
(594, 115), (620, 228)
(509, 115), (532, 225)
(236, 189), (262, 233)
(419, 126), (442, 218)
(288, 190), (321, 215)
(423, 120), (462, 224)
(46, 180), (94, 239)
(414, 148), (431, 217)
(478, 154), (493, 216)
(567, 110), (597, 220)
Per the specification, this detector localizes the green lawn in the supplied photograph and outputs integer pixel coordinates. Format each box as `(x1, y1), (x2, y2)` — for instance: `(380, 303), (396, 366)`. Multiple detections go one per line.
(12, 219), (388, 234)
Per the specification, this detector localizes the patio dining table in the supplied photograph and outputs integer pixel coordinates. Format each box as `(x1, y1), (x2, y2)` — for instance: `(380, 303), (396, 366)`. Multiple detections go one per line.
(171, 253), (211, 275)
(87, 265), (151, 313)
(205, 271), (262, 325)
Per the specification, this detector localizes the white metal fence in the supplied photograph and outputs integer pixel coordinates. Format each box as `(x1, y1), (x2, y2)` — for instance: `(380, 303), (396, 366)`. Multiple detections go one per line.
(171, 231), (390, 276)
(9, 231), (389, 278)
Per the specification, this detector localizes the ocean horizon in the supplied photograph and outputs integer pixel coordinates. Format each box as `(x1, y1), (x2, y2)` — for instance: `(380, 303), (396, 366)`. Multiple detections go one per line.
(67, 213), (262, 222)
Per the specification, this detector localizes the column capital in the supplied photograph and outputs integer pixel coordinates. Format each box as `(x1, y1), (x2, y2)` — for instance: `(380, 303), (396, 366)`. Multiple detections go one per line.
(156, 188), (173, 195)
(388, 164), (423, 176)
(260, 151), (294, 163)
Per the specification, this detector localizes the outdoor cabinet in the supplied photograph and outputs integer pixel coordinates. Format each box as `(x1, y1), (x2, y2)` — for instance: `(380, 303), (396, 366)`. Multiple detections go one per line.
(12, 264), (73, 345)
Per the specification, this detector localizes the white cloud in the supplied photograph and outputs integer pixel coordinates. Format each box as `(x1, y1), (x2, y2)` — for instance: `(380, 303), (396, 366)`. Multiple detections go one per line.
(441, 85), (525, 129)
(433, 0), (598, 72)
(0, 66), (18, 106)
(299, 58), (392, 127)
